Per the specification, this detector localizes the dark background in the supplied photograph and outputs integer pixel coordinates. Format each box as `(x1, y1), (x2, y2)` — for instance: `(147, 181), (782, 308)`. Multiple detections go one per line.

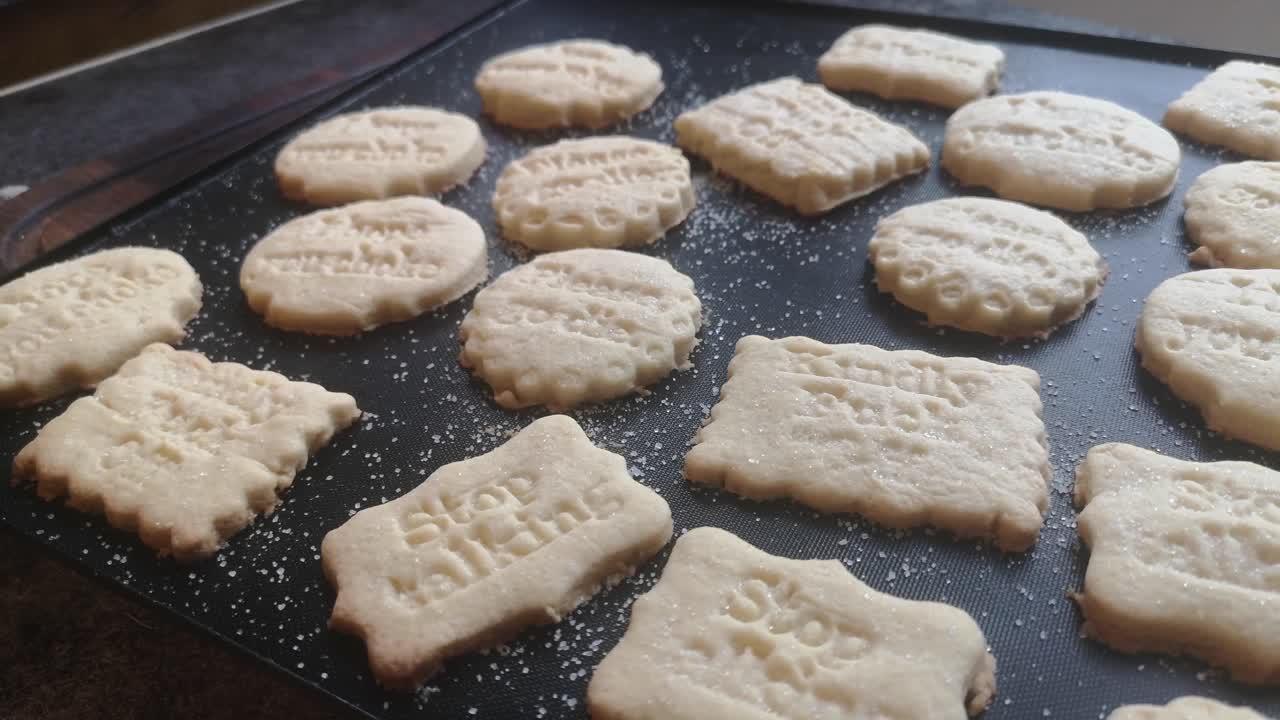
(3, 2), (1276, 720)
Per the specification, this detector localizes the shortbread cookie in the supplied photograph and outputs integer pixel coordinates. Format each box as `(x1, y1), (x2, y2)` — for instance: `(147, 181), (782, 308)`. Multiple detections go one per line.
(1075, 443), (1280, 685)
(869, 197), (1106, 337)
(1109, 697), (1269, 720)
(474, 40), (663, 130)
(589, 527), (997, 719)
(1137, 268), (1280, 450)
(13, 344), (359, 560)
(1166, 61), (1280, 160)
(674, 77), (930, 215)
(1184, 161), (1280, 269)
(0, 247), (202, 407)
(240, 197), (487, 335)
(274, 106), (485, 205)
(685, 335), (1050, 550)
(459, 249), (701, 409)
(818, 25), (1005, 109)
(322, 415), (672, 689)
(493, 136), (694, 251)
(943, 91), (1181, 211)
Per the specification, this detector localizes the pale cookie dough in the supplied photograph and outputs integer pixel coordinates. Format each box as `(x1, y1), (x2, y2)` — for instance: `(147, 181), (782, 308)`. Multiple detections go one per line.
(818, 25), (1005, 109)
(1075, 443), (1280, 685)
(674, 77), (930, 215)
(274, 106), (485, 206)
(943, 91), (1181, 211)
(588, 527), (997, 720)
(1166, 61), (1280, 160)
(1137, 268), (1280, 451)
(0, 247), (202, 407)
(493, 136), (694, 251)
(869, 197), (1107, 337)
(1109, 697), (1270, 720)
(458, 248), (701, 409)
(474, 39), (663, 130)
(13, 344), (359, 560)
(240, 197), (487, 335)
(322, 414), (672, 689)
(685, 336), (1050, 550)
(1184, 161), (1280, 269)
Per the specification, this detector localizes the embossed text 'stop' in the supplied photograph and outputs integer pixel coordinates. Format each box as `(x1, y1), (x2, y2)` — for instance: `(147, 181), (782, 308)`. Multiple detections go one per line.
(1076, 444), (1280, 685)
(493, 136), (695, 251)
(818, 24), (1005, 108)
(0, 247), (202, 407)
(685, 335), (1051, 550)
(675, 77), (930, 215)
(475, 39), (663, 129)
(943, 91), (1181, 211)
(1137, 268), (1280, 451)
(1166, 61), (1280, 160)
(588, 527), (996, 719)
(321, 415), (672, 689)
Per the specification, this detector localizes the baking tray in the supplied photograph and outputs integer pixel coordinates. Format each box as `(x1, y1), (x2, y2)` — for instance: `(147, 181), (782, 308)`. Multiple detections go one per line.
(3, 0), (1280, 717)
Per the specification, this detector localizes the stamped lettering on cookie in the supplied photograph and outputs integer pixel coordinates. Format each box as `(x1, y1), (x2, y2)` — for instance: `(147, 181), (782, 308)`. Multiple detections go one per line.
(0, 247), (202, 407)
(475, 40), (663, 129)
(675, 77), (929, 215)
(459, 248), (702, 409)
(1075, 444), (1280, 685)
(588, 527), (997, 719)
(1184, 161), (1280, 269)
(241, 197), (487, 335)
(943, 91), (1181, 211)
(13, 344), (360, 560)
(493, 136), (694, 251)
(274, 106), (485, 205)
(1137, 268), (1280, 450)
(685, 336), (1050, 550)
(818, 24), (1004, 109)
(321, 415), (672, 689)
(1166, 61), (1280, 160)
(870, 197), (1106, 338)
(1108, 696), (1270, 720)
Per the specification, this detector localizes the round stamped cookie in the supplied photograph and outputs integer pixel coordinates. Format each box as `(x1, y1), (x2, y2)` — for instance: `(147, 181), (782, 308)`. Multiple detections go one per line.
(0, 247), (202, 407)
(474, 39), (663, 130)
(870, 197), (1106, 338)
(459, 248), (701, 409)
(275, 106), (485, 206)
(241, 197), (487, 336)
(1185, 161), (1280, 269)
(943, 91), (1181, 211)
(493, 136), (694, 251)
(1137, 268), (1280, 450)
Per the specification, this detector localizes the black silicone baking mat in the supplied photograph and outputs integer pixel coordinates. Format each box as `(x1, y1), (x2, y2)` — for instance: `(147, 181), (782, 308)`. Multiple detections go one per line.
(3, 0), (1279, 717)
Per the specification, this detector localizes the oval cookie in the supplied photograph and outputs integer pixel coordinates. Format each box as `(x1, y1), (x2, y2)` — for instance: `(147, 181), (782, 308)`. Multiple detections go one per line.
(1185, 161), (1280, 269)
(1166, 60), (1280, 160)
(1137, 268), (1280, 450)
(1108, 697), (1269, 720)
(241, 197), (487, 336)
(274, 106), (485, 206)
(818, 24), (1005, 109)
(869, 197), (1106, 337)
(943, 91), (1181, 211)
(475, 39), (663, 130)
(459, 248), (701, 409)
(0, 247), (202, 407)
(493, 136), (694, 251)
